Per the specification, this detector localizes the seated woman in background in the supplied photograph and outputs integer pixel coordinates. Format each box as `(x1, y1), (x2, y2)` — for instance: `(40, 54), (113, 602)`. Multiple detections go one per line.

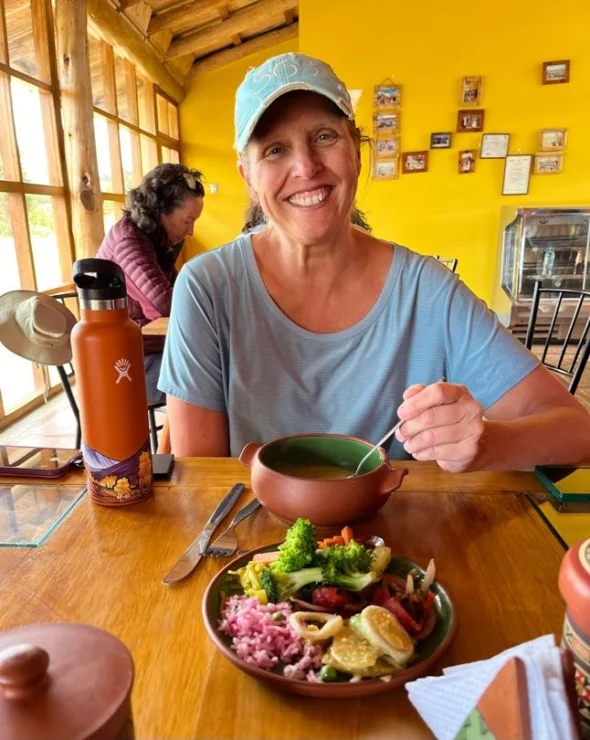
(158, 53), (590, 471)
(97, 163), (204, 403)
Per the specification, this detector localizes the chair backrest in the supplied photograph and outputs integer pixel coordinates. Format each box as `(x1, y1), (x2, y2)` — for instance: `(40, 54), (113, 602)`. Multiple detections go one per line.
(524, 280), (590, 395)
(435, 255), (459, 273)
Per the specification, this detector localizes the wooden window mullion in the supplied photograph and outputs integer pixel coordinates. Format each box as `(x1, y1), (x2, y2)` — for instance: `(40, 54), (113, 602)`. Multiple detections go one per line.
(30, 0), (51, 84)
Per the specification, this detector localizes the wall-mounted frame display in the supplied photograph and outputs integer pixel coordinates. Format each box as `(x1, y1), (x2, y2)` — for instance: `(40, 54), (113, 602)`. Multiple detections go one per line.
(402, 151), (428, 173)
(374, 84), (402, 109)
(457, 109), (485, 132)
(502, 154), (533, 195)
(458, 149), (477, 174)
(374, 111), (400, 133)
(461, 76), (483, 106)
(375, 136), (400, 158)
(542, 60), (570, 85)
(480, 133), (510, 159)
(373, 158), (399, 180)
(539, 128), (567, 151)
(430, 132), (452, 149)
(534, 153), (564, 174)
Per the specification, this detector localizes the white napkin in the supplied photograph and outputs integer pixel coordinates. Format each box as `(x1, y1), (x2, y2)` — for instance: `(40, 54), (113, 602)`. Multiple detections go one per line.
(405, 635), (578, 740)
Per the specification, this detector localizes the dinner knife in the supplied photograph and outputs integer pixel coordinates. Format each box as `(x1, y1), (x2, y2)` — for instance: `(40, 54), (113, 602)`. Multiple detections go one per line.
(162, 482), (245, 585)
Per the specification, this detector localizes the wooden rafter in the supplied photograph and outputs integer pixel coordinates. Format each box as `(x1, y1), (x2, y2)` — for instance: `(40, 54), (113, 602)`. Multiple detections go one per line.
(187, 21), (297, 78)
(87, 0), (184, 101)
(148, 0), (233, 35)
(167, 0), (296, 59)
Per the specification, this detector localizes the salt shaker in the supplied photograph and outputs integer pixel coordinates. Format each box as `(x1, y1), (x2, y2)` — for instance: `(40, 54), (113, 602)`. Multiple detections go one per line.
(559, 537), (590, 739)
(0, 623), (134, 740)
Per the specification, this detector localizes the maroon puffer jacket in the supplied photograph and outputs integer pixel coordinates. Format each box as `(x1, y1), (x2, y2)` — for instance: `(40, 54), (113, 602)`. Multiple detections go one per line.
(96, 217), (178, 354)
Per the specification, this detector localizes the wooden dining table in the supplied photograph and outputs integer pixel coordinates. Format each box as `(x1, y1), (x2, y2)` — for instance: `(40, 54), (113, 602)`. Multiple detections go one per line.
(141, 317), (169, 336)
(0, 459), (569, 739)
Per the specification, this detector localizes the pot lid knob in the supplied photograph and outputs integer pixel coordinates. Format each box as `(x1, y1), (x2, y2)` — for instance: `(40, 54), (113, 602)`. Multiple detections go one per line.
(0, 644), (49, 700)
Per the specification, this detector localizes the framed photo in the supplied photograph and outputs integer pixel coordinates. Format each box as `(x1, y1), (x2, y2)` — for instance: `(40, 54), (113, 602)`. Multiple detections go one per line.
(534, 153), (563, 174)
(539, 128), (567, 151)
(430, 132), (452, 149)
(461, 76), (483, 106)
(457, 109), (485, 132)
(373, 158), (399, 180)
(402, 151), (428, 174)
(374, 84), (402, 109)
(502, 154), (532, 195)
(480, 133), (510, 159)
(458, 149), (476, 174)
(375, 136), (400, 158)
(374, 111), (400, 133)
(542, 60), (570, 85)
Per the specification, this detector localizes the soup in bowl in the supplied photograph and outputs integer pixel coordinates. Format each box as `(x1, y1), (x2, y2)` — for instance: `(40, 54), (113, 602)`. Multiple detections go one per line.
(239, 434), (408, 527)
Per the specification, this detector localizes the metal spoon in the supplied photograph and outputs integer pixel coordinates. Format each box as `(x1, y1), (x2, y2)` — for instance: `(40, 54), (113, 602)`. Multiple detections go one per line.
(348, 376), (445, 478)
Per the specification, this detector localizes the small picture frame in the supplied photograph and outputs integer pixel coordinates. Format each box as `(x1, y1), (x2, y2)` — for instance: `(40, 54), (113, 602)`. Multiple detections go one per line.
(373, 158), (399, 180)
(461, 76), (483, 106)
(375, 136), (400, 158)
(534, 153), (564, 174)
(480, 133), (510, 159)
(374, 111), (400, 133)
(542, 60), (570, 85)
(502, 154), (532, 195)
(402, 151), (428, 174)
(374, 84), (402, 109)
(458, 149), (476, 174)
(539, 128), (567, 151)
(430, 132), (452, 149)
(457, 109), (485, 132)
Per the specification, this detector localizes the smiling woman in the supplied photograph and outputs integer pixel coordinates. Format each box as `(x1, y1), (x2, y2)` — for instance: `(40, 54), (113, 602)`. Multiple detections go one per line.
(159, 53), (590, 473)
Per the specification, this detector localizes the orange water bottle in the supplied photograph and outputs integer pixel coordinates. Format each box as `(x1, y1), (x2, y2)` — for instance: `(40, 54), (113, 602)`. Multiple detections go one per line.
(71, 258), (152, 506)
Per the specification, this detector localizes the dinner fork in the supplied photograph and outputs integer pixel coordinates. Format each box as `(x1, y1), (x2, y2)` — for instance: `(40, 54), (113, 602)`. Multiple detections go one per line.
(204, 498), (261, 557)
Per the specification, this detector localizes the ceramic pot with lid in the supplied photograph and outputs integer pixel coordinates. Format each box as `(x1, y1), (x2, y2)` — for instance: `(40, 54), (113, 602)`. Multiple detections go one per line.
(0, 623), (134, 740)
(239, 433), (408, 527)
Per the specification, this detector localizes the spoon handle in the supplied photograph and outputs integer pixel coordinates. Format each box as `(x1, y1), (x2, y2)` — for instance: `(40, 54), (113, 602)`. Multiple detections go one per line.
(352, 376), (445, 477)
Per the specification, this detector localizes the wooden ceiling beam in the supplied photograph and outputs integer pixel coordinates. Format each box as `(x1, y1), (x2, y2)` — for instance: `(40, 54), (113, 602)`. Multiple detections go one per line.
(148, 0), (231, 34)
(167, 0), (296, 59)
(187, 21), (297, 78)
(87, 0), (185, 102)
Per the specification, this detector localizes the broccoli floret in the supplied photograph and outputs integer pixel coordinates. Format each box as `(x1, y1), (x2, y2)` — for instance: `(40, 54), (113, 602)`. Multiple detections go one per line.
(259, 565), (324, 602)
(277, 518), (317, 572)
(317, 540), (373, 575)
(321, 559), (378, 592)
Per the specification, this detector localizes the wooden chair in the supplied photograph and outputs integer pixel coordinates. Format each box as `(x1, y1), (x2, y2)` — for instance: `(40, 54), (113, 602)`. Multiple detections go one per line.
(524, 280), (590, 395)
(435, 255), (459, 273)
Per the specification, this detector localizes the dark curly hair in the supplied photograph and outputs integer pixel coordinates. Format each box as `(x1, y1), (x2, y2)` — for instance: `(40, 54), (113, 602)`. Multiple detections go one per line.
(123, 163), (205, 241)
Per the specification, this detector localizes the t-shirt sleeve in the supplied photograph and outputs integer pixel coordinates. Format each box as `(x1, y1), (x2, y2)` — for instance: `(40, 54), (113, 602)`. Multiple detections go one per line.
(157, 264), (227, 412)
(444, 277), (539, 410)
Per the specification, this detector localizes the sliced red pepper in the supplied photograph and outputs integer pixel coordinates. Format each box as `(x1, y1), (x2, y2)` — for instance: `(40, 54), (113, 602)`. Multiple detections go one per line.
(312, 587), (350, 609)
(382, 596), (422, 635)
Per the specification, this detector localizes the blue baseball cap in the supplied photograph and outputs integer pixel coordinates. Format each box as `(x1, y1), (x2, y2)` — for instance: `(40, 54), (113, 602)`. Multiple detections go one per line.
(234, 53), (354, 153)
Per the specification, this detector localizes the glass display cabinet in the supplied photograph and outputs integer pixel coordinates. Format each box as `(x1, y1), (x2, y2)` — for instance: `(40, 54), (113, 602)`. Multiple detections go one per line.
(492, 207), (590, 333)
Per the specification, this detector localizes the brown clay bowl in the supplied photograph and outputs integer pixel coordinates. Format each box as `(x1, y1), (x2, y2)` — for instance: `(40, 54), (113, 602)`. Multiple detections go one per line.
(202, 543), (457, 698)
(239, 434), (408, 528)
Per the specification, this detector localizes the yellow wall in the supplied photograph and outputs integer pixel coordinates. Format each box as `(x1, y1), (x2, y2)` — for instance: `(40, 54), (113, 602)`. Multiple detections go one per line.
(180, 0), (590, 303)
(299, 0), (590, 303)
(180, 39), (298, 258)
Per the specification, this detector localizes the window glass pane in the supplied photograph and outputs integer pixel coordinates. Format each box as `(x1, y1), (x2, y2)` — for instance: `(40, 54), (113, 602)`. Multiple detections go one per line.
(137, 74), (155, 134)
(26, 195), (63, 292)
(11, 78), (58, 185)
(156, 93), (169, 136)
(0, 193), (21, 295)
(119, 126), (141, 192)
(103, 200), (122, 233)
(94, 114), (114, 192)
(168, 102), (179, 140)
(161, 146), (179, 164)
(115, 54), (130, 122)
(88, 33), (107, 110)
(140, 135), (157, 175)
(5, 0), (38, 79)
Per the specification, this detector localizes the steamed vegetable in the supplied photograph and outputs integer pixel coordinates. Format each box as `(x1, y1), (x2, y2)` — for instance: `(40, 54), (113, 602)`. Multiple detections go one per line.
(277, 518), (317, 572)
(260, 565), (325, 603)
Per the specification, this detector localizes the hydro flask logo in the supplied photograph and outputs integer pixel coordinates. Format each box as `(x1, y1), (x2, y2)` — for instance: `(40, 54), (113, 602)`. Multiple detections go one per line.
(115, 358), (132, 384)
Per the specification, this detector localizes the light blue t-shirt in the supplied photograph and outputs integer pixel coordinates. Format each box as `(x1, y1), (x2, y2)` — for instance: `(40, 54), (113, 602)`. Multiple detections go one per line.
(158, 235), (539, 457)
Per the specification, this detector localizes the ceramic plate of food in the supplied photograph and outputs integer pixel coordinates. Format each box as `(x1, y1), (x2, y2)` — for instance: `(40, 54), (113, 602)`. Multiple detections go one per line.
(202, 520), (457, 697)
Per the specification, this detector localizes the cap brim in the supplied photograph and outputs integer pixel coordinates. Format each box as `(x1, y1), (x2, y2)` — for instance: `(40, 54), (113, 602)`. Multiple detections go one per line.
(235, 83), (353, 153)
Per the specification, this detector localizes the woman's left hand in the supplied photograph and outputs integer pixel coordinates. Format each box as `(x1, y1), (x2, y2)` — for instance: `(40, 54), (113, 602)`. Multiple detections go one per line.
(394, 381), (485, 472)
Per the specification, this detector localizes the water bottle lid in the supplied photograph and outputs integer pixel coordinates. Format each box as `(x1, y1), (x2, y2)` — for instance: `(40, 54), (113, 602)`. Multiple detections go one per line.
(73, 259), (127, 301)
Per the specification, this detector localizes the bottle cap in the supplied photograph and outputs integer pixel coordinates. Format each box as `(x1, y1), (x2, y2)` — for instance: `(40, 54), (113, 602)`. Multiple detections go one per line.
(73, 259), (127, 302)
